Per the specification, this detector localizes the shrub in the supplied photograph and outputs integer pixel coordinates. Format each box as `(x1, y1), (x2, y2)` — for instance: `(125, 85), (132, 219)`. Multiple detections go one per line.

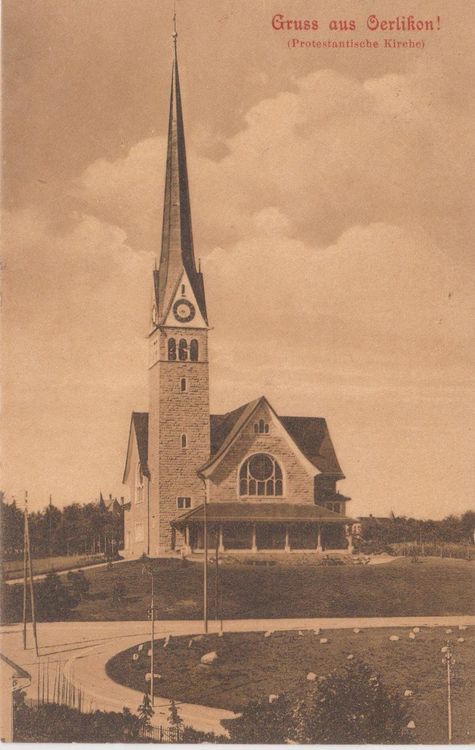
(67, 570), (90, 599)
(226, 660), (414, 745)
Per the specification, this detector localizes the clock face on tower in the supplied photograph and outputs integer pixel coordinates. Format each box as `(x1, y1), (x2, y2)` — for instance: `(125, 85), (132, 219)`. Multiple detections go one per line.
(173, 298), (196, 323)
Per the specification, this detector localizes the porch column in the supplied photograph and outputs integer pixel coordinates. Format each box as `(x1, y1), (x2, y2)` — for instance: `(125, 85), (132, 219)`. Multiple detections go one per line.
(185, 525), (191, 553)
(285, 526), (290, 553)
(218, 525), (224, 553)
(251, 524), (257, 552)
(346, 525), (354, 554)
(316, 525), (322, 553)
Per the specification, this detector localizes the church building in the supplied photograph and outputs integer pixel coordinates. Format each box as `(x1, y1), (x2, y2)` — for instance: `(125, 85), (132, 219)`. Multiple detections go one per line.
(122, 34), (353, 557)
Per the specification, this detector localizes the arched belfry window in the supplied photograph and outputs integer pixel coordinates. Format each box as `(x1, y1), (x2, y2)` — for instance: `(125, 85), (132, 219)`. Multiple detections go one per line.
(178, 339), (188, 361)
(239, 454), (283, 497)
(168, 338), (177, 361)
(190, 339), (199, 361)
(135, 462), (144, 503)
(254, 420), (269, 434)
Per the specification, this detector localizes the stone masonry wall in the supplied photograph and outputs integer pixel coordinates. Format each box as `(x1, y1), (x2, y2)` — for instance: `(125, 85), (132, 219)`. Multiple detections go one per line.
(208, 402), (316, 504)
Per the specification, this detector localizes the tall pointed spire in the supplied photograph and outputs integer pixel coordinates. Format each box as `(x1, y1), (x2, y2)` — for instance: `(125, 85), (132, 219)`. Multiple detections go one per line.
(154, 18), (207, 326)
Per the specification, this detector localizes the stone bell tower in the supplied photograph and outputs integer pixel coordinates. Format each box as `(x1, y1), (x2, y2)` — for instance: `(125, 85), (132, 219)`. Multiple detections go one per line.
(147, 28), (210, 554)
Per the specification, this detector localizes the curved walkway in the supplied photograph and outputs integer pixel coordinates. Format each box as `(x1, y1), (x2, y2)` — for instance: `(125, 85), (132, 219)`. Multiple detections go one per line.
(2, 615), (474, 734)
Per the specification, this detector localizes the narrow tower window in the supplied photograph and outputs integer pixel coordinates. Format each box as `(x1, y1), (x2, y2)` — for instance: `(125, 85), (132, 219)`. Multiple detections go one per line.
(180, 377), (187, 392)
(178, 339), (188, 361)
(181, 433), (188, 448)
(181, 284), (186, 295)
(168, 338), (177, 361)
(190, 339), (199, 361)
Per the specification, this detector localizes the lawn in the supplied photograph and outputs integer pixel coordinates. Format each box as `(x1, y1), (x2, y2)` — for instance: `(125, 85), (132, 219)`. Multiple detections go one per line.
(58, 555), (474, 621)
(106, 625), (475, 744)
(2, 553), (106, 579)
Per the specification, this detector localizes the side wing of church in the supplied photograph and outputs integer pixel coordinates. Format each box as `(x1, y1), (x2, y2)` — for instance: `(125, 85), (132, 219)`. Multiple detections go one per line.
(121, 34), (354, 558)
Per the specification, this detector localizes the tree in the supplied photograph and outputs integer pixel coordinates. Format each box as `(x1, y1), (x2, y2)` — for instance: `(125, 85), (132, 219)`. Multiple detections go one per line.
(137, 693), (154, 731)
(167, 699), (183, 740)
(291, 660), (413, 744)
(111, 578), (127, 606)
(226, 694), (293, 744)
(36, 572), (79, 620)
(67, 570), (90, 599)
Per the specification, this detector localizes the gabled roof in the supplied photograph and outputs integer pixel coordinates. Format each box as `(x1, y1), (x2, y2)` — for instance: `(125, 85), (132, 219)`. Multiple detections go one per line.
(202, 396), (321, 479)
(172, 502), (354, 526)
(123, 412), (149, 482)
(208, 398), (344, 478)
(0, 653), (31, 680)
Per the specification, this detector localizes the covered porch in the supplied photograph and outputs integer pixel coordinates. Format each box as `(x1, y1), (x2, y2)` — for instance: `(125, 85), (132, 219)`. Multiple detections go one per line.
(172, 502), (354, 554)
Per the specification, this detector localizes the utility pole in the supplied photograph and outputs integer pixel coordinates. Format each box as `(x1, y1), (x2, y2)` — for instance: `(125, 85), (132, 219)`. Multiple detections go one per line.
(442, 640), (454, 743)
(23, 492), (39, 656)
(203, 498), (208, 633)
(143, 565), (156, 706)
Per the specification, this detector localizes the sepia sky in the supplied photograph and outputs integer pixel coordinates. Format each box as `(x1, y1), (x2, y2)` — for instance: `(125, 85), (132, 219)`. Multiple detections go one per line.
(2, 0), (474, 517)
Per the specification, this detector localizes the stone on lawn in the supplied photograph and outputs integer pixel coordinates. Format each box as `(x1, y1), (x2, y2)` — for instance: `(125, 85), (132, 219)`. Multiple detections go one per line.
(147, 649), (152, 657)
(138, 644), (144, 651)
(389, 635), (399, 641)
(319, 638), (329, 644)
(407, 720), (416, 729)
(458, 625), (467, 631)
(268, 694), (279, 703)
(132, 653), (139, 661)
(347, 654), (354, 660)
(353, 628), (361, 634)
(164, 635), (171, 647)
(145, 673), (161, 682)
(264, 630), (274, 638)
(457, 637), (465, 643)
(298, 630), (305, 636)
(404, 689), (414, 697)
(445, 629), (453, 634)
(412, 627), (420, 633)
(201, 651), (218, 665)
(441, 646), (448, 653)
(409, 632), (416, 640)
(218, 631), (224, 637)
(314, 628), (321, 635)
(306, 672), (317, 681)
(193, 635), (204, 643)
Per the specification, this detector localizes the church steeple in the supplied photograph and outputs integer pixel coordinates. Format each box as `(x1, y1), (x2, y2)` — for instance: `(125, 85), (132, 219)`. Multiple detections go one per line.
(153, 22), (208, 327)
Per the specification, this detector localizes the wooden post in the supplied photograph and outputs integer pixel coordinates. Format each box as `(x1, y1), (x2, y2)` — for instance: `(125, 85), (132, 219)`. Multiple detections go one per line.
(22, 503), (28, 650)
(150, 572), (155, 707)
(203, 480), (209, 633)
(25, 502), (39, 657)
(284, 526), (290, 553)
(316, 525), (322, 553)
(251, 524), (257, 553)
(218, 525), (224, 553)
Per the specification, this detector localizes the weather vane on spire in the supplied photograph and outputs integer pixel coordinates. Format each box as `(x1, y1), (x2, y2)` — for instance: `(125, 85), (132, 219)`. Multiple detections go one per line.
(172, 2), (177, 47)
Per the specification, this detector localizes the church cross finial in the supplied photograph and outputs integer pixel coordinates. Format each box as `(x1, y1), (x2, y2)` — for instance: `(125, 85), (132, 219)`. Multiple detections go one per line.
(172, 5), (177, 49)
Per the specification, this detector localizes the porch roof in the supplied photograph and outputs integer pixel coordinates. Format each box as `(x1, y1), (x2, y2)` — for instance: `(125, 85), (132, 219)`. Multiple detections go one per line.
(173, 502), (354, 527)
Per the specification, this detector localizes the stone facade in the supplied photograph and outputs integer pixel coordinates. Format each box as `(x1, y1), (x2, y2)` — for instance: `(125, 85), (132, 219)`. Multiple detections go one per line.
(207, 402), (317, 505)
(148, 328), (209, 553)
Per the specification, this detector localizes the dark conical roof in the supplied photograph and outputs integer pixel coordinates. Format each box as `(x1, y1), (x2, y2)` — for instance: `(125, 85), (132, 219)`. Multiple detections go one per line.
(154, 34), (207, 325)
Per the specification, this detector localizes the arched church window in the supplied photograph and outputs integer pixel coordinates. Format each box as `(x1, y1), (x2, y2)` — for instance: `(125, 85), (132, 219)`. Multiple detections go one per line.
(135, 462), (144, 504)
(168, 338), (177, 361)
(178, 339), (188, 361)
(254, 420), (269, 434)
(190, 339), (199, 361)
(239, 454), (283, 497)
